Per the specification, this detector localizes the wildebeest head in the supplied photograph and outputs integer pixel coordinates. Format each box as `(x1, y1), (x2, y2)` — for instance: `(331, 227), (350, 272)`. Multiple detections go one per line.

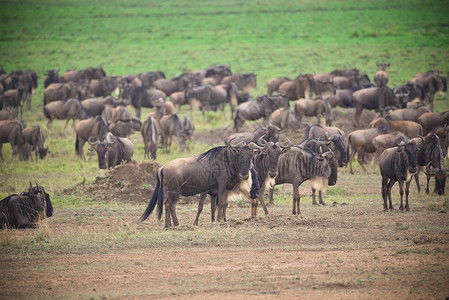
(397, 139), (419, 174)
(259, 137), (291, 178)
(325, 132), (347, 167)
(29, 181), (53, 218)
(228, 139), (261, 181)
(89, 134), (116, 169)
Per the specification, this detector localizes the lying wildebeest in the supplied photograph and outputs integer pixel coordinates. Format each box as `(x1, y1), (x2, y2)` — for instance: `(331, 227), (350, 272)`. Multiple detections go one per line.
(153, 73), (192, 96)
(372, 131), (407, 167)
(121, 84), (164, 120)
(1, 89), (25, 118)
(138, 140), (259, 228)
(417, 110), (449, 135)
(409, 71), (447, 109)
(353, 86), (406, 128)
(374, 63), (390, 87)
(75, 116), (110, 161)
(347, 125), (394, 174)
(109, 118), (142, 138)
(60, 66), (106, 83)
(233, 94), (289, 132)
(267, 146), (336, 214)
(0, 119), (25, 160)
(89, 76), (120, 97)
(43, 82), (80, 105)
(0, 182), (53, 228)
(267, 76), (291, 95)
(221, 73), (257, 92)
(159, 114), (192, 153)
(294, 98), (331, 126)
(333, 73), (372, 89)
(88, 132), (134, 169)
(270, 107), (297, 130)
(22, 125), (48, 161)
(385, 105), (431, 122)
(44, 98), (87, 129)
(298, 139), (339, 206)
(141, 116), (161, 160)
(138, 71), (166, 89)
(278, 74), (314, 100)
(44, 69), (60, 88)
(327, 86), (363, 109)
(412, 134), (447, 195)
(368, 117), (423, 139)
(225, 125), (280, 145)
(379, 139), (419, 211)
(305, 124), (347, 167)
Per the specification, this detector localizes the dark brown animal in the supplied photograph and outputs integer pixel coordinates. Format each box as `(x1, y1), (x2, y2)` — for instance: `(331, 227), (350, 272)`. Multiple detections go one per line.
(89, 76), (120, 97)
(409, 71), (447, 109)
(138, 71), (166, 89)
(372, 131), (407, 167)
(221, 73), (257, 92)
(159, 114), (192, 153)
(60, 66), (106, 83)
(88, 132), (134, 169)
(75, 116), (110, 161)
(225, 125), (280, 145)
(294, 98), (331, 126)
(278, 74), (314, 100)
(267, 76), (291, 95)
(43, 83), (80, 105)
(22, 125), (48, 161)
(0, 119), (25, 160)
(417, 110), (449, 135)
(333, 73), (372, 89)
(270, 107), (297, 130)
(121, 84), (164, 119)
(386, 105), (431, 122)
(44, 69), (60, 88)
(1, 89), (25, 118)
(43, 98), (87, 129)
(305, 124), (347, 167)
(313, 79), (335, 98)
(374, 63), (390, 87)
(141, 116), (161, 160)
(327, 87), (362, 109)
(153, 73), (192, 96)
(109, 118), (142, 138)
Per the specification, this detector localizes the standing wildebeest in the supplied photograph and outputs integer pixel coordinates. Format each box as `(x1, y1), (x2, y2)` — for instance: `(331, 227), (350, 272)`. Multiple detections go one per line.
(88, 132), (134, 169)
(393, 83), (425, 103)
(409, 71), (447, 109)
(267, 76), (291, 95)
(270, 107), (297, 130)
(44, 98), (87, 129)
(313, 79), (335, 98)
(379, 139), (419, 211)
(0, 110), (17, 121)
(0, 182), (53, 228)
(333, 73), (372, 89)
(60, 66), (106, 83)
(353, 86), (406, 128)
(278, 74), (314, 100)
(44, 69), (60, 88)
(0, 119), (25, 160)
(372, 131), (407, 167)
(138, 141), (258, 228)
(368, 117), (423, 139)
(81, 96), (118, 117)
(43, 82), (80, 105)
(22, 125), (48, 161)
(89, 76), (120, 97)
(374, 63), (390, 87)
(141, 116), (161, 160)
(435, 124), (449, 158)
(226, 125), (280, 145)
(294, 98), (331, 126)
(1, 89), (25, 118)
(153, 73), (192, 96)
(305, 124), (347, 167)
(412, 134), (447, 195)
(121, 85), (164, 119)
(386, 105), (431, 122)
(347, 126), (394, 174)
(221, 73), (257, 92)
(138, 71), (166, 89)
(417, 110), (449, 135)
(267, 146), (336, 213)
(109, 118), (142, 138)
(75, 116), (110, 161)
(233, 94), (289, 132)
(327, 86), (363, 109)
(159, 114), (191, 153)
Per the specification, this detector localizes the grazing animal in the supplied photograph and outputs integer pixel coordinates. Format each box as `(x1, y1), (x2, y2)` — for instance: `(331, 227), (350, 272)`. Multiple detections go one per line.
(44, 69), (60, 88)
(385, 105), (431, 122)
(225, 125), (280, 145)
(374, 63), (390, 87)
(267, 146), (336, 214)
(0, 119), (25, 160)
(109, 118), (141, 138)
(43, 82), (80, 105)
(0, 110), (17, 121)
(294, 98), (331, 126)
(0, 182), (53, 228)
(89, 76), (120, 97)
(417, 110), (449, 135)
(393, 83), (425, 103)
(121, 85), (164, 120)
(267, 76), (291, 95)
(368, 117), (423, 139)
(153, 73), (192, 96)
(75, 116), (110, 161)
(101, 104), (132, 124)
(278, 74), (314, 100)
(353, 86), (406, 128)
(233, 94), (289, 132)
(159, 114), (191, 153)
(305, 124), (347, 167)
(412, 134), (447, 195)
(379, 139), (419, 211)
(313, 79), (335, 98)
(409, 71), (447, 109)
(138, 141), (258, 228)
(22, 125), (48, 161)
(60, 66), (106, 83)
(1, 89), (25, 118)
(434, 125), (449, 158)
(88, 132), (134, 169)
(270, 107), (297, 130)
(169, 91), (188, 111)
(141, 116), (161, 160)
(221, 73), (257, 91)
(138, 71), (166, 89)
(43, 98), (87, 129)
(327, 87), (362, 109)
(347, 126), (394, 174)
(81, 96), (118, 117)
(333, 73), (372, 89)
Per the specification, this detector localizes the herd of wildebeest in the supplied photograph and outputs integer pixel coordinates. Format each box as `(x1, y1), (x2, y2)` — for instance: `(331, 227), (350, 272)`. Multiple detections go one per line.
(0, 64), (448, 229)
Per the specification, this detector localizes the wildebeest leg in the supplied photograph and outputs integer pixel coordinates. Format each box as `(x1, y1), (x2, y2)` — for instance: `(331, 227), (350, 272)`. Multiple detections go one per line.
(292, 182), (301, 215)
(216, 185), (227, 222)
(319, 190), (326, 205)
(353, 107), (362, 128)
(63, 118), (70, 131)
(398, 179), (405, 212)
(382, 176), (388, 211)
(387, 179), (395, 210)
(164, 192), (177, 228)
(194, 192), (208, 226)
(425, 166), (431, 194)
(268, 185), (275, 206)
(0, 144), (4, 160)
(170, 200), (180, 227)
(210, 194), (217, 223)
(357, 150), (369, 174)
(348, 145), (357, 175)
(405, 179), (412, 212)
(257, 182), (269, 216)
(311, 187), (318, 205)
(413, 171), (421, 195)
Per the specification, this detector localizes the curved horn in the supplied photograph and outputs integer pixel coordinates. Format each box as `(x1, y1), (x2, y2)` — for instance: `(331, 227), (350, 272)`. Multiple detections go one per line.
(229, 138), (246, 148)
(88, 136), (100, 145)
(34, 180), (40, 188)
(248, 141), (265, 150)
(257, 135), (267, 146)
(277, 137), (292, 149)
(395, 136), (406, 146)
(106, 133), (117, 144)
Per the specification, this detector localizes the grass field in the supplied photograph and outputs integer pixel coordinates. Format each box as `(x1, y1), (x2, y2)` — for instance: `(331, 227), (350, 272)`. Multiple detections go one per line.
(1, 0), (449, 299)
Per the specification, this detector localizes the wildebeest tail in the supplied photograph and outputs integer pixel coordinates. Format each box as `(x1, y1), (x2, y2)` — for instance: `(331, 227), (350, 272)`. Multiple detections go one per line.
(346, 135), (351, 165)
(138, 169), (163, 223)
(75, 135), (80, 156)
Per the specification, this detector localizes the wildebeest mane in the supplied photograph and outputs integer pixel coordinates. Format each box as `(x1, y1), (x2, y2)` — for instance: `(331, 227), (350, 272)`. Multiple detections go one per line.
(197, 146), (226, 161)
(377, 125), (393, 135)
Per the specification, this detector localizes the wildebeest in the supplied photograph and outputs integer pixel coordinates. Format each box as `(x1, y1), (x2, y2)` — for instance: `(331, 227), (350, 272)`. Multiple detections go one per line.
(270, 107), (297, 130)
(221, 73), (257, 92)
(313, 79), (335, 98)
(267, 76), (291, 95)
(81, 96), (119, 117)
(372, 131), (407, 167)
(0, 110), (17, 121)
(412, 134), (447, 195)
(368, 117), (423, 139)
(0, 119), (25, 160)
(169, 91), (188, 111)
(374, 63), (390, 87)
(43, 82), (80, 105)
(409, 71), (447, 109)
(417, 110), (449, 135)
(353, 86), (406, 128)
(153, 98), (175, 120)
(60, 66), (106, 83)
(138, 141), (259, 228)
(305, 124), (347, 167)
(294, 98), (331, 126)
(121, 84), (164, 119)
(327, 87), (363, 109)
(347, 126), (394, 174)
(88, 132), (134, 169)
(233, 94), (289, 132)
(379, 139), (419, 211)
(109, 118), (142, 138)
(43, 98), (87, 129)
(266, 146), (336, 214)
(89, 76), (120, 97)
(100, 104), (132, 124)
(159, 114), (192, 153)
(385, 105), (431, 122)
(393, 83), (425, 103)
(333, 73), (372, 89)
(0, 182), (53, 228)
(138, 71), (166, 89)
(22, 125), (48, 161)
(435, 124), (449, 158)
(153, 73), (192, 96)
(278, 74), (314, 100)
(141, 116), (161, 160)
(225, 125), (280, 145)
(44, 69), (60, 88)
(75, 116), (110, 161)
(1, 89), (25, 118)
